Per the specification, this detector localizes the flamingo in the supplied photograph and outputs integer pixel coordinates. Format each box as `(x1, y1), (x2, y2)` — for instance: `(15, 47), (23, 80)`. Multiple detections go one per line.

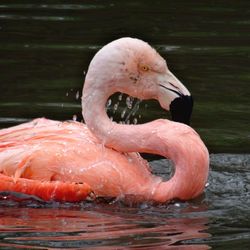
(0, 38), (209, 203)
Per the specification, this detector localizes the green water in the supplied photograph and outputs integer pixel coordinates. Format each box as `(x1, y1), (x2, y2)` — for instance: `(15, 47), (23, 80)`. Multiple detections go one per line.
(0, 0), (249, 153)
(0, 1), (250, 249)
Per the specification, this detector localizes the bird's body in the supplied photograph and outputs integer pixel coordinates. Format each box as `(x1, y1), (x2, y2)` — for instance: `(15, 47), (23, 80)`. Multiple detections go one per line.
(0, 38), (209, 203)
(0, 118), (156, 199)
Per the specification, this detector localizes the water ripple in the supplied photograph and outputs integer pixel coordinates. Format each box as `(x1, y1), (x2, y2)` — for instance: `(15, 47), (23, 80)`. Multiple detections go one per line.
(0, 206), (210, 249)
(0, 14), (81, 21)
(0, 154), (249, 248)
(0, 4), (105, 10)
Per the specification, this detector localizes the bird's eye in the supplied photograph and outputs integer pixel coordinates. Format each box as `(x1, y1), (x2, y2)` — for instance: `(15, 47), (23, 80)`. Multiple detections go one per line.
(140, 65), (149, 72)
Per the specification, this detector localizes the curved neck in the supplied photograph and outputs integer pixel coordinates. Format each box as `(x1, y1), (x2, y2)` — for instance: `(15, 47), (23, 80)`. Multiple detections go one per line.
(82, 80), (209, 202)
(82, 85), (160, 153)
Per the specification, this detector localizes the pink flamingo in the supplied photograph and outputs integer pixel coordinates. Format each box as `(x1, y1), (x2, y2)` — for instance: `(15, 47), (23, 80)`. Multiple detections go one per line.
(0, 38), (209, 203)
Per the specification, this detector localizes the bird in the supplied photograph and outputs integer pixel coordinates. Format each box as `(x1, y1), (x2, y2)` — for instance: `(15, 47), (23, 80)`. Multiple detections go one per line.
(0, 37), (209, 203)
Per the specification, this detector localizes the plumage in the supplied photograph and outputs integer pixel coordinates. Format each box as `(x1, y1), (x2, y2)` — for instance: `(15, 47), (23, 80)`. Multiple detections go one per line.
(0, 38), (209, 203)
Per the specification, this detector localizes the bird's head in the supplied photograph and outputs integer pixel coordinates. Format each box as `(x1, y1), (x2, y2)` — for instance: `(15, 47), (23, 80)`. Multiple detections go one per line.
(84, 37), (193, 125)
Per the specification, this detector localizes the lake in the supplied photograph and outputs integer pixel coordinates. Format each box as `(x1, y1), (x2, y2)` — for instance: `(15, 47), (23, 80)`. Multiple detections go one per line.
(0, 1), (249, 249)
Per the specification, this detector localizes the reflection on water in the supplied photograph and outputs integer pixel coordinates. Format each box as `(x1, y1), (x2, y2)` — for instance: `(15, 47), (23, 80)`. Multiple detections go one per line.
(0, 206), (210, 249)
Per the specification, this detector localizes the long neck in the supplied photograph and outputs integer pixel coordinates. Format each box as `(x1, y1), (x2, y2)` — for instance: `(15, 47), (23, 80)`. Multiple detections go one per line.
(82, 83), (162, 153)
(82, 79), (209, 203)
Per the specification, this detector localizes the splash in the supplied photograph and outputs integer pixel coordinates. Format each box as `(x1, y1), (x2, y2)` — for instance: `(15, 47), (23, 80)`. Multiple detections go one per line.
(106, 93), (142, 125)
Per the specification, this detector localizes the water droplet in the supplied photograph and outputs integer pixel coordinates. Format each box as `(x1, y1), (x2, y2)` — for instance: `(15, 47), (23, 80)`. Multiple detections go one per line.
(133, 118), (138, 124)
(124, 99), (141, 123)
(121, 108), (127, 119)
(118, 93), (123, 101)
(205, 182), (210, 187)
(113, 103), (119, 113)
(75, 91), (80, 100)
(73, 115), (77, 121)
(106, 99), (112, 108)
(66, 92), (69, 97)
(126, 96), (133, 109)
(83, 70), (86, 75)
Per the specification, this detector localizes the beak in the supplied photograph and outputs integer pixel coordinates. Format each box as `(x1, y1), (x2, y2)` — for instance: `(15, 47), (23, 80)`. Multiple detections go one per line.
(170, 95), (193, 125)
(157, 71), (193, 125)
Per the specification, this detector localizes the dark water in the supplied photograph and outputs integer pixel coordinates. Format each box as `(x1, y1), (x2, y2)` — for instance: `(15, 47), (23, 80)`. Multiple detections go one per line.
(0, 1), (250, 249)
(0, 155), (249, 249)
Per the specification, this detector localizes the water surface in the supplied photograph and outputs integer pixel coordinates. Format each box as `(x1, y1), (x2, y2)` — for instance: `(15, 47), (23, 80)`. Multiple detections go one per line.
(0, 154), (249, 249)
(0, 1), (250, 249)
(0, 0), (249, 152)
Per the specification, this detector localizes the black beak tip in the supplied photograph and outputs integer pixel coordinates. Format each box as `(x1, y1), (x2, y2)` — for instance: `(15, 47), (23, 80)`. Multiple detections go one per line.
(169, 95), (193, 125)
